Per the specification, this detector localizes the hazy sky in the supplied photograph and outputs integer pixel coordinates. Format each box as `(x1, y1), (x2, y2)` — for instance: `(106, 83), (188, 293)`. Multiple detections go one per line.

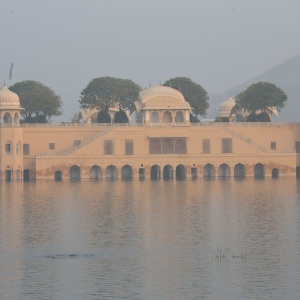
(1, 0), (300, 120)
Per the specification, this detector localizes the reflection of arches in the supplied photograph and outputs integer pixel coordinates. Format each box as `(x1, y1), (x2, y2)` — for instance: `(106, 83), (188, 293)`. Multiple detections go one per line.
(55, 171), (62, 181)
(162, 111), (172, 123)
(234, 163), (245, 178)
(151, 111), (160, 123)
(3, 112), (12, 124)
(254, 163), (264, 179)
(272, 168), (279, 179)
(106, 165), (118, 179)
(14, 113), (19, 124)
(218, 163), (230, 178)
(163, 164), (173, 180)
(176, 164), (186, 179)
(203, 164), (215, 178)
(151, 165), (160, 180)
(90, 165), (102, 180)
(70, 165), (80, 180)
(121, 165), (133, 179)
(175, 111), (184, 123)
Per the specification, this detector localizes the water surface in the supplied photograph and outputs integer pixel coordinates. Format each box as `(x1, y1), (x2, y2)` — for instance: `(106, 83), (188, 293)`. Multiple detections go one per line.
(1, 178), (300, 299)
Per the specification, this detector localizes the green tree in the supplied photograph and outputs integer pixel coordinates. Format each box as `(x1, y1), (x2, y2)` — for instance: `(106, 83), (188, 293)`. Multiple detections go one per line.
(79, 77), (141, 114)
(163, 77), (209, 119)
(236, 82), (288, 114)
(114, 109), (129, 123)
(9, 80), (62, 123)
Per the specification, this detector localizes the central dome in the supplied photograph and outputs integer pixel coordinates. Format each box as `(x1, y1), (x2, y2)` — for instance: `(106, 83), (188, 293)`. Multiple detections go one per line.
(0, 84), (21, 109)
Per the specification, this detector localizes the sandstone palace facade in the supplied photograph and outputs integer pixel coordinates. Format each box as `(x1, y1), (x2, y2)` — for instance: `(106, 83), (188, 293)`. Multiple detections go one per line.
(1, 84), (300, 181)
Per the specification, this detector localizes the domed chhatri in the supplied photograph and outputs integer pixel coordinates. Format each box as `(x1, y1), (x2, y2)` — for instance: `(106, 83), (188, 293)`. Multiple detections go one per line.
(217, 97), (236, 121)
(0, 83), (21, 108)
(0, 83), (23, 126)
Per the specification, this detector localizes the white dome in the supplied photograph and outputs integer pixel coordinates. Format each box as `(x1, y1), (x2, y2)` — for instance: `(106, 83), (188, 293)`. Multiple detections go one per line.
(218, 97), (235, 117)
(0, 84), (21, 109)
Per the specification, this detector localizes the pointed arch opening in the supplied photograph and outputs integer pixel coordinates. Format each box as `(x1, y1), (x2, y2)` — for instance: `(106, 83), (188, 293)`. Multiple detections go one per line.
(70, 165), (80, 180)
(151, 165), (160, 180)
(176, 164), (186, 180)
(234, 163), (245, 178)
(203, 163), (215, 178)
(254, 163), (265, 179)
(121, 165), (133, 179)
(218, 163), (231, 178)
(90, 165), (102, 180)
(163, 164), (173, 180)
(106, 165), (118, 180)
(162, 111), (172, 124)
(55, 171), (62, 181)
(272, 168), (279, 179)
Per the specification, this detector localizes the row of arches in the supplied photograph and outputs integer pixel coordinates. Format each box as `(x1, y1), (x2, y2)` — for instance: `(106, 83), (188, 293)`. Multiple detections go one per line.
(1, 112), (20, 125)
(4, 141), (21, 155)
(150, 111), (184, 124)
(55, 163), (279, 181)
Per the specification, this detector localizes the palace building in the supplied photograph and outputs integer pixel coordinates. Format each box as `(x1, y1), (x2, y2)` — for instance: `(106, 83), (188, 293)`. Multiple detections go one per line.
(0, 84), (299, 181)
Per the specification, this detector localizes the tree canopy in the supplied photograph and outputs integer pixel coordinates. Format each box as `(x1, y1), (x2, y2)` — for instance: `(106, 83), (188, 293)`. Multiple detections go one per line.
(163, 77), (209, 118)
(79, 77), (141, 113)
(236, 82), (288, 114)
(9, 80), (62, 123)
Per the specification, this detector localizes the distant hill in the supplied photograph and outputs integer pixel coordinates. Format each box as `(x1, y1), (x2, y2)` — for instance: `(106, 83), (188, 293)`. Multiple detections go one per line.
(207, 55), (300, 122)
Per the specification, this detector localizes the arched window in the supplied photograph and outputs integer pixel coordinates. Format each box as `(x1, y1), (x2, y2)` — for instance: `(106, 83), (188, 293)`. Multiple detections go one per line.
(106, 165), (118, 180)
(5, 141), (12, 155)
(16, 141), (21, 155)
(3, 112), (12, 124)
(121, 165), (133, 179)
(90, 165), (102, 180)
(70, 165), (80, 180)
(151, 111), (160, 124)
(14, 113), (19, 124)
(162, 111), (172, 124)
(175, 111), (184, 123)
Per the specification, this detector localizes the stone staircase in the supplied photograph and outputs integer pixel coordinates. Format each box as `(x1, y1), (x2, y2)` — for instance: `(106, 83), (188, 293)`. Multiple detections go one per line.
(219, 125), (268, 153)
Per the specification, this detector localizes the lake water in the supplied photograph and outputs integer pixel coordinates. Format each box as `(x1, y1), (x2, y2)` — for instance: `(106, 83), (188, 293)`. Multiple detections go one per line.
(1, 178), (300, 300)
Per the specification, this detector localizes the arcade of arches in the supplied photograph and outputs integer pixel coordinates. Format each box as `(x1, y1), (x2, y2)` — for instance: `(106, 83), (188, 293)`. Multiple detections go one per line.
(57, 162), (280, 181)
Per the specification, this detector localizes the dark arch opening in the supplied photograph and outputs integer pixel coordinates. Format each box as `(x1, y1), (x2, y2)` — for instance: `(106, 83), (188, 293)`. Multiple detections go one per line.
(121, 165), (133, 179)
(106, 165), (118, 180)
(70, 165), (80, 180)
(55, 171), (62, 181)
(176, 164), (186, 180)
(234, 163), (245, 178)
(163, 164), (173, 180)
(272, 168), (279, 179)
(254, 163), (265, 179)
(151, 165), (160, 180)
(218, 163), (231, 178)
(90, 165), (102, 180)
(203, 164), (215, 178)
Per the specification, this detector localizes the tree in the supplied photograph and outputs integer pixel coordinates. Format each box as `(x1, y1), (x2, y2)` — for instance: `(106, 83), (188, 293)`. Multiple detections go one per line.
(79, 77), (141, 114)
(97, 111), (111, 123)
(114, 109), (129, 123)
(163, 77), (209, 119)
(236, 82), (288, 114)
(9, 80), (62, 122)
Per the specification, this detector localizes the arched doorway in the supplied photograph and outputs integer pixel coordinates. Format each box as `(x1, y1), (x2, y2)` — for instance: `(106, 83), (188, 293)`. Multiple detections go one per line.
(16, 168), (22, 180)
(70, 165), (80, 180)
(234, 163), (245, 178)
(272, 168), (279, 179)
(203, 164), (215, 178)
(55, 171), (62, 181)
(90, 165), (102, 180)
(254, 163), (265, 179)
(106, 165), (118, 180)
(151, 165), (160, 180)
(121, 165), (133, 179)
(218, 163), (230, 178)
(5, 167), (12, 181)
(163, 165), (173, 180)
(176, 164), (186, 180)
